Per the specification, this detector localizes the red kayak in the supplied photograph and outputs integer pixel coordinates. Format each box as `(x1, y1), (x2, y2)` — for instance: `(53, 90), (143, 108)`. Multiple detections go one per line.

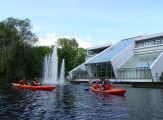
(12, 83), (56, 91)
(91, 87), (126, 95)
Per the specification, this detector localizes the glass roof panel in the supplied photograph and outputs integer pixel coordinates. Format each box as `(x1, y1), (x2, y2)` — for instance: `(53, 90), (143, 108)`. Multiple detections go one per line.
(120, 52), (161, 69)
(86, 39), (134, 64)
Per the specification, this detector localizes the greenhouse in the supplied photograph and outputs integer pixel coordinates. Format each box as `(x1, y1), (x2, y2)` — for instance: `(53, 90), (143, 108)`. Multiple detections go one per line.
(69, 32), (163, 82)
(117, 52), (160, 79)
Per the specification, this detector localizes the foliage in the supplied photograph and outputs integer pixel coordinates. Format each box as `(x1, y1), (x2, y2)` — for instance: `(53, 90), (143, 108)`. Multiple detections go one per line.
(57, 38), (87, 72)
(0, 17), (51, 81)
(76, 47), (87, 66)
(32, 46), (52, 77)
(0, 17), (87, 81)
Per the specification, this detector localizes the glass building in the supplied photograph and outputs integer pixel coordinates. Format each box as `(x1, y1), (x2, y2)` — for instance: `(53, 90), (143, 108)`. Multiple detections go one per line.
(69, 33), (163, 82)
(117, 52), (160, 79)
(85, 38), (134, 80)
(69, 44), (112, 80)
(71, 64), (88, 79)
(89, 62), (115, 79)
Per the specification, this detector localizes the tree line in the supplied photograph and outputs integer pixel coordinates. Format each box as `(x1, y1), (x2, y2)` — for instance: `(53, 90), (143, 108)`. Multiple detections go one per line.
(0, 18), (87, 82)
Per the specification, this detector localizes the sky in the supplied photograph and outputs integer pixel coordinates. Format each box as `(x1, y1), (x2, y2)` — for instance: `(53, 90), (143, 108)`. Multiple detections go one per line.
(1, 0), (163, 48)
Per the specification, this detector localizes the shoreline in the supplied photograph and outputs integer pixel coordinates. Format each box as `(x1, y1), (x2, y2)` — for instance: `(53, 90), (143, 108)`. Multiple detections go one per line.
(70, 80), (163, 88)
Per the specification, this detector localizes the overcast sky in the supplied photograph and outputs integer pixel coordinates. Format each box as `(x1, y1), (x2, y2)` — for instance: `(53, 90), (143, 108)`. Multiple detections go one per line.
(1, 0), (163, 48)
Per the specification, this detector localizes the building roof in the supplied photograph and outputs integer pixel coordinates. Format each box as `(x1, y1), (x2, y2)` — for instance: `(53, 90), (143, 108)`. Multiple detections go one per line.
(87, 43), (112, 51)
(135, 32), (163, 41)
(120, 52), (161, 69)
(85, 38), (134, 64)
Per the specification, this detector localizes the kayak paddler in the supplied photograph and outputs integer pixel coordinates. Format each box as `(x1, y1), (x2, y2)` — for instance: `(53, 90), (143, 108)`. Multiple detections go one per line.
(101, 78), (111, 90)
(32, 77), (41, 86)
(19, 76), (28, 85)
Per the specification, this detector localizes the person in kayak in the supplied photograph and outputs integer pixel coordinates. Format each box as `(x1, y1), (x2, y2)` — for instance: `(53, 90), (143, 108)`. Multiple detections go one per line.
(19, 76), (28, 85)
(103, 81), (111, 90)
(32, 77), (41, 86)
(101, 78), (111, 90)
(92, 80), (100, 89)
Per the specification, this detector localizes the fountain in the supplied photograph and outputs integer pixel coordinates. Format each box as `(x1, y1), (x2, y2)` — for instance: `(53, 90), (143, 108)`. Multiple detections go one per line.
(59, 59), (65, 85)
(42, 44), (65, 85)
(42, 45), (58, 85)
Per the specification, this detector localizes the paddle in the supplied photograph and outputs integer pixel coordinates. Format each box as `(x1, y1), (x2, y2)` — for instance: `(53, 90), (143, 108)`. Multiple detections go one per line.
(40, 78), (43, 85)
(84, 88), (89, 91)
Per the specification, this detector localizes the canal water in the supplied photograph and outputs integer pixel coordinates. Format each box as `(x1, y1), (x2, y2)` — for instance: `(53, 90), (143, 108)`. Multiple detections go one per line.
(0, 83), (163, 120)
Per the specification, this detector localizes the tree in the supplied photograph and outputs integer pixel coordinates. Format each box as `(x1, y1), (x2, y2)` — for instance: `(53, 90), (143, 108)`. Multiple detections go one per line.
(0, 17), (87, 81)
(76, 47), (87, 66)
(0, 17), (39, 80)
(57, 38), (87, 72)
(32, 46), (52, 77)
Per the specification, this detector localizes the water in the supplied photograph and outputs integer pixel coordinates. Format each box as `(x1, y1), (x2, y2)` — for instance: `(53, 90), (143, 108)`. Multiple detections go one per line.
(1, 84), (163, 120)
(42, 45), (58, 85)
(59, 59), (65, 85)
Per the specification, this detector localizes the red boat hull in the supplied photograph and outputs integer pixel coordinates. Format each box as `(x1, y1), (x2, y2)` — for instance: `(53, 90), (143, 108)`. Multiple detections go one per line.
(91, 87), (126, 95)
(12, 83), (56, 91)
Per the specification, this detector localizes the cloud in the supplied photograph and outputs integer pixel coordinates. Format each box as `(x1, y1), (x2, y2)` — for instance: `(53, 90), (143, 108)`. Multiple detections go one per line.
(75, 37), (93, 48)
(38, 33), (58, 46)
(32, 23), (41, 33)
(38, 33), (93, 48)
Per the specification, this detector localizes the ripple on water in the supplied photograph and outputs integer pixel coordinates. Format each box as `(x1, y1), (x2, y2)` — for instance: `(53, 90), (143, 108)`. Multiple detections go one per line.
(0, 84), (163, 119)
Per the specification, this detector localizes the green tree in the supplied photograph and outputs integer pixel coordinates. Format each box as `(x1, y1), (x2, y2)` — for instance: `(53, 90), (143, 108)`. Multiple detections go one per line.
(0, 17), (87, 81)
(0, 17), (39, 80)
(32, 46), (52, 77)
(76, 47), (87, 66)
(57, 38), (87, 72)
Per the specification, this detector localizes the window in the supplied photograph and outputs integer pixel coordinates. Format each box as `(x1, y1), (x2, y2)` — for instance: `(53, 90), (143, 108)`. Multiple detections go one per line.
(135, 37), (163, 48)
(90, 62), (115, 79)
(155, 39), (161, 45)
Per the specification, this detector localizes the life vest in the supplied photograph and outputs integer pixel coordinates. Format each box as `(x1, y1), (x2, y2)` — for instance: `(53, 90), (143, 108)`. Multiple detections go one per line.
(93, 83), (100, 89)
(19, 80), (28, 85)
(32, 80), (40, 86)
(103, 84), (111, 90)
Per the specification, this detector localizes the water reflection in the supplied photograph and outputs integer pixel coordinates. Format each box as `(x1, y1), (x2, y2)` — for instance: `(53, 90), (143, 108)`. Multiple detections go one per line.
(0, 84), (163, 119)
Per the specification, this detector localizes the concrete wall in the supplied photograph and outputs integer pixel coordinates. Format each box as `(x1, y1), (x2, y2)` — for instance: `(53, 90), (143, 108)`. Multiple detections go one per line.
(111, 43), (134, 78)
(111, 79), (152, 82)
(134, 45), (163, 54)
(150, 52), (163, 81)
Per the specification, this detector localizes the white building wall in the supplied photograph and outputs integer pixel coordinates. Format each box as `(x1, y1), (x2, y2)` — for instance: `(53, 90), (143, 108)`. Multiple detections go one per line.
(111, 43), (134, 78)
(150, 52), (163, 81)
(134, 32), (163, 41)
(134, 45), (163, 54)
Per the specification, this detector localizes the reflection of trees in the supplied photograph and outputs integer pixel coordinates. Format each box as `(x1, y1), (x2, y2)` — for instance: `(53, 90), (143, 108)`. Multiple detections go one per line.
(0, 84), (78, 119)
(0, 83), (36, 119)
(55, 85), (77, 117)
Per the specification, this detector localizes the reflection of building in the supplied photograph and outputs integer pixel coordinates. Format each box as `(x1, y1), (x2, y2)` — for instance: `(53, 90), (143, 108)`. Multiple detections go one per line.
(69, 33), (163, 82)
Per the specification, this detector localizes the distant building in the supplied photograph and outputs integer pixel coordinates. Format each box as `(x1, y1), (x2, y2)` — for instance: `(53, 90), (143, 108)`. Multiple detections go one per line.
(69, 33), (163, 82)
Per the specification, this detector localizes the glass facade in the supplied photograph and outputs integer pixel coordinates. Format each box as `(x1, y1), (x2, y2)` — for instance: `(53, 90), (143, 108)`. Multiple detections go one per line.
(118, 68), (152, 79)
(90, 62), (115, 79)
(72, 65), (88, 79)
(87, 47), (108, 56)
(72, 71), (88, 79)
(135, 37), (163, 48)
(118, 52), (160, 79)
(86, 38), (134, 64)
(71, 35), (163, 80)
